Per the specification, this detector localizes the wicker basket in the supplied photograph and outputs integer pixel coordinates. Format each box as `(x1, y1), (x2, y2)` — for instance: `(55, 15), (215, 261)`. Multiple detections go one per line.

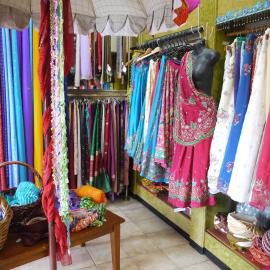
(0, 196), (13, 250)
(0, 161), (43, 233)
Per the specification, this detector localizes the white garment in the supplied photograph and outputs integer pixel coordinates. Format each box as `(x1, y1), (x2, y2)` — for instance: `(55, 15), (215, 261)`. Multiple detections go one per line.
(208, 46), (235, 194)
(228, 38), (267, 202)
(143, 60), (157, 141)
(74, 34), (81, 87)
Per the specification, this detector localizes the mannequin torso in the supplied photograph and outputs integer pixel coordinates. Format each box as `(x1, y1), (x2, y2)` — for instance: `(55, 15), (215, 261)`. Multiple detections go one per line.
(192, 45), (220, 96)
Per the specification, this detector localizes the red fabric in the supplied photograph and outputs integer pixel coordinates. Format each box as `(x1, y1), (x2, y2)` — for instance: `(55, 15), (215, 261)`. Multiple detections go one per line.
(42, 107), (51, 136)
(173, 0), (189, 27)
(97, 33), (102, 72)
(0, 86), (6, 190)
(38, 0), (51, 102)
(39, 0), (70, 264)
(63, 0), (74, 76)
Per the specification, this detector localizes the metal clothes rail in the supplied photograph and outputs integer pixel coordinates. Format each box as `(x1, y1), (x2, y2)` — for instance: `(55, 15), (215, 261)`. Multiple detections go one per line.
(130, 26), (204, 50)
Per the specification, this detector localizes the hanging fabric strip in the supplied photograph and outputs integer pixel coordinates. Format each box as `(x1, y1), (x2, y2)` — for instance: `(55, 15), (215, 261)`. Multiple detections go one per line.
(29, 19), (33, 84)
(12, 30), (27, 182)
(75, 34), (81, 87)
(4, 29), (19, 187)
(22, 26), (34, 182)
(80, 35), (92, 80)
(97, 32), (102, 73)
(39, 0), (69, 264)
(33, 29), (43, 187)
(0, 32), (7, 189)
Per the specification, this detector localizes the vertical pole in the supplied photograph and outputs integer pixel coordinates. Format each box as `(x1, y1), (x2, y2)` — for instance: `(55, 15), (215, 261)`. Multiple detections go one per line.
(49, 222), (57, 270)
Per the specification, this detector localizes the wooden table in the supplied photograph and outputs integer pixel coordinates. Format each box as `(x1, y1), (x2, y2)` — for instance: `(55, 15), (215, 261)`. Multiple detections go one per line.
(0, 210), (125, 270)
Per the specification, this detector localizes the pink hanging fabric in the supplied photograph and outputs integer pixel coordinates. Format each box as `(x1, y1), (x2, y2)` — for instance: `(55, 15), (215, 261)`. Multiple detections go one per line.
(250, 112), (270, 210)
(187, 0), (200, 13)
(168, 52), (216, 208)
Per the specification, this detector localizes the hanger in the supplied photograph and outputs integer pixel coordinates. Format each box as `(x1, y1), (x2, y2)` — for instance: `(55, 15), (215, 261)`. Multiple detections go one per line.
(125, 48), (150, 67)
(136, 46), (162, 62)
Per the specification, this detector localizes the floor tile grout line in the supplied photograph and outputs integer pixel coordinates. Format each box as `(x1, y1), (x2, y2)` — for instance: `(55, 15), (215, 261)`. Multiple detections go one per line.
(85, 244), (100, 269)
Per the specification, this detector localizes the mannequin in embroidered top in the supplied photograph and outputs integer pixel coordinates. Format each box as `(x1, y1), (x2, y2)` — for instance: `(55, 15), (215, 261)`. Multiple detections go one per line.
(192, 43), (220, 96)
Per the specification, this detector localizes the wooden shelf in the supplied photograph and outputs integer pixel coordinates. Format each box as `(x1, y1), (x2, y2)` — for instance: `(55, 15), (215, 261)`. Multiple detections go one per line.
(207, 228), (264, 270)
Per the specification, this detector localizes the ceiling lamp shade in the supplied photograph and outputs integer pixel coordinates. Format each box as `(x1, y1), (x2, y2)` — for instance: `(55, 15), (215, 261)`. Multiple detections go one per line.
(142, 0), (177, 35)
(0, 0), (200, 36)
(92, 0), (147, 36)
(0, 0), (31, 30)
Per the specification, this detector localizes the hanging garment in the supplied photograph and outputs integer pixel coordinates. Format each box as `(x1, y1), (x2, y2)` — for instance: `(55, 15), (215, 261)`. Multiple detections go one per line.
(33, 29), (43, 187)
(154, 61), (179, 169)
(90, 103), (111, 193)
(143, 60), (158, 141)
(22, 27), (34, 182)
(140, 55), (167, 182)
(97, 33), (102, 73)
(81, 103), (89, 184)
(69, 102), (76, 189)
(208, 45), (236, 194)
(3, 29), (19, 186)
(75, 34), (81, 87)
(12, 30), (27, 182)
(250, 113), (270, 210)
(29, 20), (33, 83)
(250, 38), (270, 210)
(80, 35), (92, 80)
(228, 37), (267, 202)
(233, 38), (244, 106)
(218, 34), (256, 193)
(0, 33), (7, 189)
(168, 52), (217, 208)
(125, 62), (149, 155)
(77, 101), (82, 187)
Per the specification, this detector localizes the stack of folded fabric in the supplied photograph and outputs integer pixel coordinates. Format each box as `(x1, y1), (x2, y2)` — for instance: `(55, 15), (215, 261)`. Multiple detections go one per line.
(250, 230), (270, 266)
(69, 185), (107, 232)
(227, 212), (259, 250)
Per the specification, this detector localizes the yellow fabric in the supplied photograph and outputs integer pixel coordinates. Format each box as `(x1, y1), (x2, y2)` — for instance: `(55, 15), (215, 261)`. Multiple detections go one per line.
(74, 185), (106, 203)
(33, 29), (43, 187)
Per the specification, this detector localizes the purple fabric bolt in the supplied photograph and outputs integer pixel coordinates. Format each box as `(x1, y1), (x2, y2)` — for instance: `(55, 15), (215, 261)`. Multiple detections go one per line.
(0, 32), (9, 185)
(22, 28), (34, 181)
(80, 35), (92, 81)
(187, 0), (200, 13)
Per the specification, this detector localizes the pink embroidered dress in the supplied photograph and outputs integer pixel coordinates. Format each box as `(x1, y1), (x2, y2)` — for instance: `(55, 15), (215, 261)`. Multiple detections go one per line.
(168, 52), (217, 208)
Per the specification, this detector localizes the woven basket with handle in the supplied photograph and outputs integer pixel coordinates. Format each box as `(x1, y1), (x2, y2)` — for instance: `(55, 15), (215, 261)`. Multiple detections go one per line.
(0, 161), (43, 233)
(0, 196), (13, 250)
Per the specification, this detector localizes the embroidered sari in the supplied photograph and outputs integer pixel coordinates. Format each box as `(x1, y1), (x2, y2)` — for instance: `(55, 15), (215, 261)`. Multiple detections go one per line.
(168, 52), (217, 208)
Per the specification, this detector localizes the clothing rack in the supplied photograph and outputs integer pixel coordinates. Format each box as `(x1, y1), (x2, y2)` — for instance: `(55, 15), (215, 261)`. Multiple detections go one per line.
(217, 5), (270, 37)
(130, 26), (204, 50)
(67, 89), (128, 99)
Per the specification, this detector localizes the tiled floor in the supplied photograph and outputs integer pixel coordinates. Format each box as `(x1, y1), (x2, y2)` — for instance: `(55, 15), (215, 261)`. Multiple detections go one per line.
(14, 198), (221, 270)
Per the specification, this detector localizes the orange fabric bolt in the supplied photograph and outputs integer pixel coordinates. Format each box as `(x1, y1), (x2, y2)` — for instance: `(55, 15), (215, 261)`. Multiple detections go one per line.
(75, 185), (107, 204)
